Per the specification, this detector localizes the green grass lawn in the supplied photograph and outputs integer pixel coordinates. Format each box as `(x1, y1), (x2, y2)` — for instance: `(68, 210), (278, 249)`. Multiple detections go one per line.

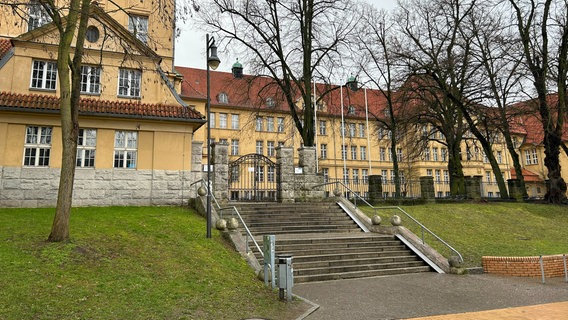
(0, 206), (306, 320)
(361, 202), (568, 268)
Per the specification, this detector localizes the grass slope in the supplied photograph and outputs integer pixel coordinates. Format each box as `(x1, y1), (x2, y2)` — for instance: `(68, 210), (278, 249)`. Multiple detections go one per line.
(0, 206), (305, 320)
(362, 203), (568, 267)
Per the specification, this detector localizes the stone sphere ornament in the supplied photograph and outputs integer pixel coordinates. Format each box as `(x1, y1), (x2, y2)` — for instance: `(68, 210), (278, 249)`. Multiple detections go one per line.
(197, 186), (207, 197)
(371, 215), (382, 225)
(227, 217), (239, 230)
(333, 188), (341, 197)
(215, 218), (227, 230)
(390, 215), (402, 226)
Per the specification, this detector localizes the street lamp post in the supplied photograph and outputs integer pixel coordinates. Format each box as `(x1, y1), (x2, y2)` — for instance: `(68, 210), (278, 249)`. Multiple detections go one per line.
(206, 34), (220, 238)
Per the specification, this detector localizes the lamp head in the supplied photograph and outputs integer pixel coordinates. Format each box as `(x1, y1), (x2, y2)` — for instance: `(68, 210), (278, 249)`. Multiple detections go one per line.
(207, 43), (220, 70)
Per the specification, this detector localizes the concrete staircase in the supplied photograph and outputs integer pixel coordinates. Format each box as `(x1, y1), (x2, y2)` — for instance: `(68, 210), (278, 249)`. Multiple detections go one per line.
(234, 202), (431, 283)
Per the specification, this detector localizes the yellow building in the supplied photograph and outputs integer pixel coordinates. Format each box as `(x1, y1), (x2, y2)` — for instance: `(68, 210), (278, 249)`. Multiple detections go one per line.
(176, 67), (541, 199)
(0, 1), (205, 207)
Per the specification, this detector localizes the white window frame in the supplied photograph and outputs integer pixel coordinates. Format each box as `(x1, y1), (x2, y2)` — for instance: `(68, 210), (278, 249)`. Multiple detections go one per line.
(118, 69), (141, 98)
(77, 128), (97, 167)
(256, 140), (263, 155)
(351, 146), (357, 160)
(128, 15), (148, 43)
(360, 146), (367, 160)
(231, 114), (239, 129)
(358, 123), (365, 138)
(30, 60), (57, 90)
(319, 120), (326, 135)
(80, 65), (101, 94)
(266, 117), (274, 132)
(256, 117), (263, 131)
(114, 131), (138, 168)
(277, 117), (285, 132)
(231, 140), (239, 155)
(23, 126), (52, 167)
(267, 141), (275, 157)
(219, 113), (228, 129)
(320, 144), (327, 159)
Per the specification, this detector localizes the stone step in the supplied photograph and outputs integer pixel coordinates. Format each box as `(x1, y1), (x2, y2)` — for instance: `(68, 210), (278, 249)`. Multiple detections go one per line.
(246, 220), (357, 228)
(295, 260), (428, 277)
(254, 245), (408, 260)
(293, 255), (421, 269)
(293, 266), (432, 283)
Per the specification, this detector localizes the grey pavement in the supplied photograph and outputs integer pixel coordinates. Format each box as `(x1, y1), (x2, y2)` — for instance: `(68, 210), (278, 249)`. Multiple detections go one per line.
(294, 273), (568, 320)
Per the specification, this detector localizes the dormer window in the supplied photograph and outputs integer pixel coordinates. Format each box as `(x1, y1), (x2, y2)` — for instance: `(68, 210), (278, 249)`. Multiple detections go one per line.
(128, 15), (148, 43)
(28, 1), (51, 31)
(347, 105), (355, 115)
(218, 92), (229, 104)
(266, 97), (275, 108)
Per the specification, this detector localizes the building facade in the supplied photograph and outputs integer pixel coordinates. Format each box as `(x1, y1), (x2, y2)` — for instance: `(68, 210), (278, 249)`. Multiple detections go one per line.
(0, 1), (205, 207)
(177, 67), (567, 200)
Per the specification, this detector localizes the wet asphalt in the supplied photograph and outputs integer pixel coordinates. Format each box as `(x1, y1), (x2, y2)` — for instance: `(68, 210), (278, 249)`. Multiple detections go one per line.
(293, 273), (568, 320)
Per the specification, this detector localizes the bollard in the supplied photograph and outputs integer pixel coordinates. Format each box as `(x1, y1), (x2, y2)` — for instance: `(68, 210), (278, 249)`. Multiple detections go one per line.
(277, 255), (294, 301)
(564, 254), (567, 283)
(263, 235), (276, 288)
(539, 255), (545, 284)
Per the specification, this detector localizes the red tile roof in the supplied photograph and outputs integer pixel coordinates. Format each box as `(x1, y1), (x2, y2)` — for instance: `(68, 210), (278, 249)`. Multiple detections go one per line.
(0, 38), (13, 60)
(0, 91), (205, 122)
(510, 168), (543, 182)
(175, 67), (390, 118)
(508, 94), (568, 145)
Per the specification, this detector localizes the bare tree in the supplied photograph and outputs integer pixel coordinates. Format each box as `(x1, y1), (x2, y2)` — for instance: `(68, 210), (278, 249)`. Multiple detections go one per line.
(396, 0), (511, 198)
(196, 0), (357, 147)
(507, 0), (567, 203)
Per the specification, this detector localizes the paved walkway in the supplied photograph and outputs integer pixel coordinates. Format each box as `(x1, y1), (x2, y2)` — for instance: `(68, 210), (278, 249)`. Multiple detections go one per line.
(294, 273), (568, 320)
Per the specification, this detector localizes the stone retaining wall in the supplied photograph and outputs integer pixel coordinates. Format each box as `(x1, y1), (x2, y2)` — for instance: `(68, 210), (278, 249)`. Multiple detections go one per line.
(0, 166), (200, 208)
(482, 255), (567, 278)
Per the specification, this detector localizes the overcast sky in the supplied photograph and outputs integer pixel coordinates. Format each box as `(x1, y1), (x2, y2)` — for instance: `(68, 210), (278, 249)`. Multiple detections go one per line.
(174, 0), (398, 71)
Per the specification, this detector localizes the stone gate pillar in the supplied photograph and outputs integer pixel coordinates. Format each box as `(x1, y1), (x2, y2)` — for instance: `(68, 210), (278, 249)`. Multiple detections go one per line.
(296, 147), (324, 201)
(368, 175), (383, 204)
(420, 176), (435, 200)
(211, 142), (229, 203)
(465, 175), (482, 200)
(277, 146), (294, 203)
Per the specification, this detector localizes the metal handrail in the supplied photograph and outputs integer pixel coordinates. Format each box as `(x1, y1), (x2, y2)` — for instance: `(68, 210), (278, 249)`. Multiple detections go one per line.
(190, 179), (264, 258)
(316, 180), (464, 263)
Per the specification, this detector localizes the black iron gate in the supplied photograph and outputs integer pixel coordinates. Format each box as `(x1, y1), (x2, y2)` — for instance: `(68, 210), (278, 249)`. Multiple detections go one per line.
(228, 153), (280, 202)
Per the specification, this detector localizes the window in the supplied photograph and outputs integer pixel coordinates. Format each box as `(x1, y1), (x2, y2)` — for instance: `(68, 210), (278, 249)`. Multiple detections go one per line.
(360, 146), (367, 160)
(320, 144), (327, 159)
(28, 1), (51, 31)
(466, 147), (472, 161)
(266, 97), (275, 108)
(340, 122), (346, 136)
(322, 168), (329, 182)
(390, 170), (396, 183)
(255, 166), (265, 182)
(86, 26), (100, 43)
(218, 92), (229, 104)
(497, 151), (503, 164)
(80, 66), (101, 94)
(347, 105), (355, 115)
(381, 170), (388, 183)
(351, 146), (357, 160)
(435, 170), (441, 183)
(77, 129), (96, 167)
(219, 113), (227, 129)
(114, 131), (137, 168)
(426, 169), (433, 176)
(388, 148), (393, 162)
(267, 166), (275, 182)
(441, 148), (447, 161)
(432, 148), (439, 161)
(353, 169), (359, 184)
(209, 113), (215, 128)
(486, 171), (492, 183)
(30, 60), (57, 90)
(277, 117), (285, 132)
(378, 128), (385, 139)
(343, 168), (349, 183)
(267, 141), (275, 157)
(525, 149), (538, 165)
(231, 140), (239, 155)
(118, 69), (141, 97)
(443, 170), (449, 183)
(341, 145), (347, 160)
(219, 139), (228, 144)
(23, 126), (52, 166)
(266, 117), (274, 132)
(128, 15), (148, 43)
(349, 123), (356, 137)
(362, 169), (368, 184)
(319, 121), (327, 135)
(424, 148), (430, 161)
(397, 148), (403, 162)
(231, 114), (239, 129)
(256, 117), (263, 131)
(380, 147), (386, 161)
(256, 141), (263, 155)
(358, 123), (365, 138)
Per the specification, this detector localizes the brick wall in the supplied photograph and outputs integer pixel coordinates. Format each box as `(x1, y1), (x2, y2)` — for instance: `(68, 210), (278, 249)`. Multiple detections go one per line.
(483, 255), (568, 278)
